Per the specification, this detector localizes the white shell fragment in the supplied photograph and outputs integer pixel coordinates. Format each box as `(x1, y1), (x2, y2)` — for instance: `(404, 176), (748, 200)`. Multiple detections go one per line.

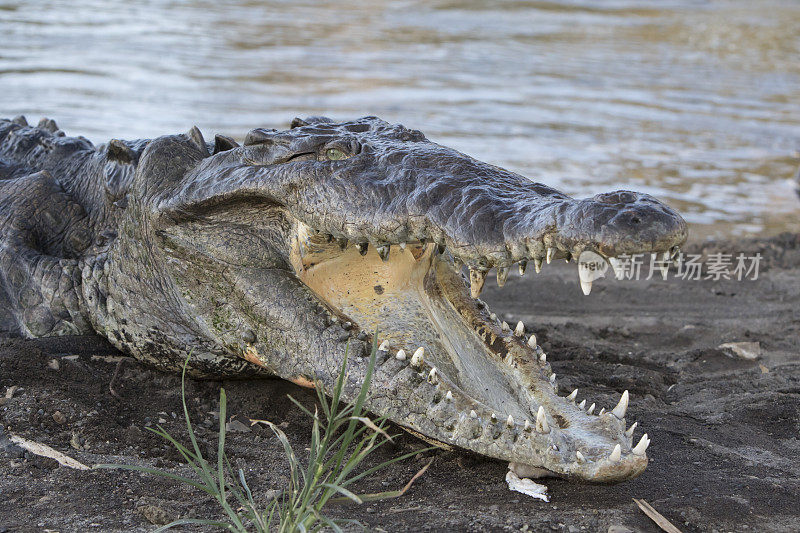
(505, 470), (550, 502)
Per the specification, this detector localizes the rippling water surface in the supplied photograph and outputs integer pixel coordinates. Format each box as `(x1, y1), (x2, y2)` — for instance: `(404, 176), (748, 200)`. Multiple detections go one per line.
(1, 0), (798, 239)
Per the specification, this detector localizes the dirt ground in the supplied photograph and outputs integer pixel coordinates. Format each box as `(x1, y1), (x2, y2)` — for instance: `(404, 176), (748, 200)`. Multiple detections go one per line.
(1, 234), (799, 533)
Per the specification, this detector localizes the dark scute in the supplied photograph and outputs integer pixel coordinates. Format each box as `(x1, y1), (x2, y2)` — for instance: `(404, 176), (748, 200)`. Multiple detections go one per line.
(290, 117), (309, 129)
(344, 123), (371, 133)
(37, 118), (59, 133)
(107, 139), (136, 164)
(11, 115), (27, 126)
(244, 128), (278, 146)
(213, 134), (240, 154)
(290, 116), (334, 129)
(187, 126), (210, 157)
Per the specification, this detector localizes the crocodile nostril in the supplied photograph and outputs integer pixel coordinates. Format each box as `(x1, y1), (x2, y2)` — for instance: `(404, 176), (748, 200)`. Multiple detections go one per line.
(630, 216), (641, 224)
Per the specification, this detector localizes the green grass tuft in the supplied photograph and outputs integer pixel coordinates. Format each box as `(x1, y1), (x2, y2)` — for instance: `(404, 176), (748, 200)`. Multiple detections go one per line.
(96, 337), (432, 532)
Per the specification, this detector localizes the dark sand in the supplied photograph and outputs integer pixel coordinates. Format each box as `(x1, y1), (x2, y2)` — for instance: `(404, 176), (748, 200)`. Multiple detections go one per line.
(1, 235), (799, 532)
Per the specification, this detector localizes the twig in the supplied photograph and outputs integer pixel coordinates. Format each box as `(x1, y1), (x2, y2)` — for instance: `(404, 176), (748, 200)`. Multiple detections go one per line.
(9, 434), (90, 470)
(330, 458), (434, 504)
(109, 358), (126, 400)
(633, 498), (683, 533)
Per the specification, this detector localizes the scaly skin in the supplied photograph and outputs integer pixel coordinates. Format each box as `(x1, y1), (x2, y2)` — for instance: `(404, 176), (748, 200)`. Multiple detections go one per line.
(0, 115), (687, 482)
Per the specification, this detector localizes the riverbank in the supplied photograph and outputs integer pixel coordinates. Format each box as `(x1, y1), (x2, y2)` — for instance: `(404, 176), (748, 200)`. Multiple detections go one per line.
(1, 234), (799, 532)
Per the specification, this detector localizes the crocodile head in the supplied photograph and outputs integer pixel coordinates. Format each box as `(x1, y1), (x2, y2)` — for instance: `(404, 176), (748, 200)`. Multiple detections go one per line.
(127, 116), (687, 483)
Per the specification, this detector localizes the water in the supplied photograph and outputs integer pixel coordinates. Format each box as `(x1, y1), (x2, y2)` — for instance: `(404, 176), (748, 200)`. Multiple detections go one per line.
(1, 0), (798, 239)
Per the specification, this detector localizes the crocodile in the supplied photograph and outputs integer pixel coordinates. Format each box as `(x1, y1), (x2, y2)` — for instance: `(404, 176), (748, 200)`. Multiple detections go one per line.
(0, 115), (687, 482)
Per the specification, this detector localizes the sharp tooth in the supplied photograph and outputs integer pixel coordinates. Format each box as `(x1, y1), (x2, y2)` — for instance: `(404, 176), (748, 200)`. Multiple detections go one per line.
(632, 433), (650, 455)
(445, 390), (453, 401)
(506, 415), (514, 428)
(608, 257), (625, 280)
(356, 242), (368, 255)
(496, 267), (509, 287)
(376, 245), (390, 261)
(567, 389), (578, 401)
(534, 257), (543, 273)
(527, 334), (538, 348)
(580, 279), (593, 296)
(587, 403), (595, 415)
(491, 413), (497, 422)
(578, 399), (586, 410)
(523, 419), (531, 431)
(490, 312), (497, 321)
(546, 247), (555, 264)
(411, 347), (425, 368)
(670, 245), (680, 259)
(378, 340), (389, 352)
(599, 407), (606, 416)
(502, 321), (510, 332)
(564, 252), (572, 263)
(514, 321), (525, 337)
(428, 367), (438, 384)
(611, 390), (629, 420)
(535, 406), (550, 433)
(399, 242), (407, 250)
(550, 373), (556, 385)
(609, 444), (621, 462)
(576, 451), (586, 464)
(396, 349), (406, 361)
(518, 260), (527, 275)
(470, 410), (477, 418)
(469, 268), (487, 298)
(539, 352), (547, 363)
(625, 421), (638, 438)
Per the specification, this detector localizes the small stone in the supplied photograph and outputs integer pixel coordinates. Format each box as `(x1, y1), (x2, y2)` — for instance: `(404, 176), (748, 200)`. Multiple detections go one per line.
(47, 358), (60, 371)
(226, 419), (251, 433)
(607, 526), (634, 533)
(718, 341), (761, 360)
(52, 411), (66, 424)
(242, 329), (256, 344)
(138, 504), (176, 525)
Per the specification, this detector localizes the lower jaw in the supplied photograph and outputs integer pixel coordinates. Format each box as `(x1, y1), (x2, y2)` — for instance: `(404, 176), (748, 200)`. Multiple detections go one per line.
(295, 242), (547, 420)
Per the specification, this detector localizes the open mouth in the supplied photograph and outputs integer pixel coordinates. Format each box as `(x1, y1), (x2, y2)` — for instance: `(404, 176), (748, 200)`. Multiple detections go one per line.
(288, 222), (665, 482)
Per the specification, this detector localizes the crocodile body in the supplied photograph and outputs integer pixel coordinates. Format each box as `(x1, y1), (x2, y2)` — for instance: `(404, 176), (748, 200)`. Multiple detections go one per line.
(0, 115), (687, 482)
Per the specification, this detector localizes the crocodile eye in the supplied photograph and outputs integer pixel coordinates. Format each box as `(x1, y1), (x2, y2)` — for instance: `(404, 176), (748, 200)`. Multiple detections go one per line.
(325, 148), (349, 161)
